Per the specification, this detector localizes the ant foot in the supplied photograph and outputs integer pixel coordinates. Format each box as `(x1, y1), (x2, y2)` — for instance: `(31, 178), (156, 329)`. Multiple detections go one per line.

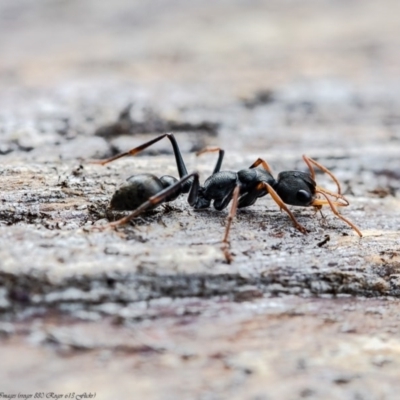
(221, 242), (234, 264)
(91, 221), (119, 232)
(87, 159), (108, 166)
(295, 224), (308, 234)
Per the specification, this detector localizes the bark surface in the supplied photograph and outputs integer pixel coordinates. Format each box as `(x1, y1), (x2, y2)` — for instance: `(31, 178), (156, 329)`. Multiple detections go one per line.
(1, 1), (400, 399)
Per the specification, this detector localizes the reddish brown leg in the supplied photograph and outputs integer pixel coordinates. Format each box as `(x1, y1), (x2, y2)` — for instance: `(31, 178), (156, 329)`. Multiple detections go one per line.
(249, 158), (274, 174)
(314, 190), (362, 237)
(196, 147), (222, 156)
(258, 182), (308, 234)
(315, 186), (349, 206)
(89, 134), (169, 166)
(89, 132), (189, 180)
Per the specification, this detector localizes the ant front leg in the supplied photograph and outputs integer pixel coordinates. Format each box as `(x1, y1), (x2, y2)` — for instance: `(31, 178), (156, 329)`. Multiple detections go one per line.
(313, 190), (362, 237)
(249, 158), (274, 174)
(258, 182), (308, 234)
(302, 155), (354, 236)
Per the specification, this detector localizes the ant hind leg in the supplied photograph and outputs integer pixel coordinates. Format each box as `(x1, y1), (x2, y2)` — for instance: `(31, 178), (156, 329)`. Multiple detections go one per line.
(89, 133), (189, 179)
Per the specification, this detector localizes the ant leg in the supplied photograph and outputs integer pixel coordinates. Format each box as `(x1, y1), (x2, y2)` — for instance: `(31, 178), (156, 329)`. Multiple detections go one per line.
(221, 185), (240, 263)
(196, 147), (225, 174)
(97, 172), (199, 230)
(315, 186), (349, 206)
(258, 182), (307, 234)
(249, 158), (274, 174)
(89, 133), (189, 178)
(187, 173), (200, 206)
(89, 133), (169, 165)
(302, 155), (316, 181)
(166, 133), (188, 178)
(303, 155), (351, 206)
(312, 198), (348, 208)
(302, 155), (342, 195)
(314, 191), (362, 237)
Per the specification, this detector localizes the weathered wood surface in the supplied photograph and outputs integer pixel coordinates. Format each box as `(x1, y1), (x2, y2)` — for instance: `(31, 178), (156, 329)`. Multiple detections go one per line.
(1, 0), (400, 399)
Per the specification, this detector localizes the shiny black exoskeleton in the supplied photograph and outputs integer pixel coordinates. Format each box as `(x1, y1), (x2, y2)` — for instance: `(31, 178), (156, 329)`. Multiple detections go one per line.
(194, 167), (316, 211)
(110, 173), (180, 210)
(93, 134), (196, 212)
(91, 133), (361, 261)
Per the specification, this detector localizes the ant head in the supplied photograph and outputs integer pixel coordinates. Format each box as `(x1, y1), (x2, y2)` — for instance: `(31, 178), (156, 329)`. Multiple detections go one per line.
(275, 171), (316, 206)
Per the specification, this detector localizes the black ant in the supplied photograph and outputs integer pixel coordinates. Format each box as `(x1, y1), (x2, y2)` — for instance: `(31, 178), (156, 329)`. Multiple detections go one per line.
(90, 133), (362, 262)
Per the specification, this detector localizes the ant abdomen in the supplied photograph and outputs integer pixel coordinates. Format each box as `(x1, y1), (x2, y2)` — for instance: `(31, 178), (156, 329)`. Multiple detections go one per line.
(110, 173), (169, 210)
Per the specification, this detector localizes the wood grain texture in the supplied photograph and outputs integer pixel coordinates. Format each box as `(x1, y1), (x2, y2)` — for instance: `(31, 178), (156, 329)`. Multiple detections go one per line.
(0, 0), (400, 398)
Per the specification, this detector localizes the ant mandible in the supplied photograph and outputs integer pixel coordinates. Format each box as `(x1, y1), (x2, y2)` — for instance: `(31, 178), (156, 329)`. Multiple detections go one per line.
(90, 133), (362, 262)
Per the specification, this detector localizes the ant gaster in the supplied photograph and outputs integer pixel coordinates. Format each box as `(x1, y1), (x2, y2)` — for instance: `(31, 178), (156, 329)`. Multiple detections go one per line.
(91, 133), (362, 262)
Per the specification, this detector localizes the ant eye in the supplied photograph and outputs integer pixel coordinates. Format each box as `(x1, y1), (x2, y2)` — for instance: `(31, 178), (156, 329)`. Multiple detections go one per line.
(296, 189), (312, 203)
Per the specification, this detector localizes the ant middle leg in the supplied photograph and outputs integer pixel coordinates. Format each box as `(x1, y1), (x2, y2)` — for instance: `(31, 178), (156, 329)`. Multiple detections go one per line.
(249, 158), (274, 174)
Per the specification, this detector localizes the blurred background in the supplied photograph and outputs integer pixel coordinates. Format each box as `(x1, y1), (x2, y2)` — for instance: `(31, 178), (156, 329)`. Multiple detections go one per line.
(1, 0), (399, 161)
(1, 1), (400, 399)
(1, 0), (399, 87)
